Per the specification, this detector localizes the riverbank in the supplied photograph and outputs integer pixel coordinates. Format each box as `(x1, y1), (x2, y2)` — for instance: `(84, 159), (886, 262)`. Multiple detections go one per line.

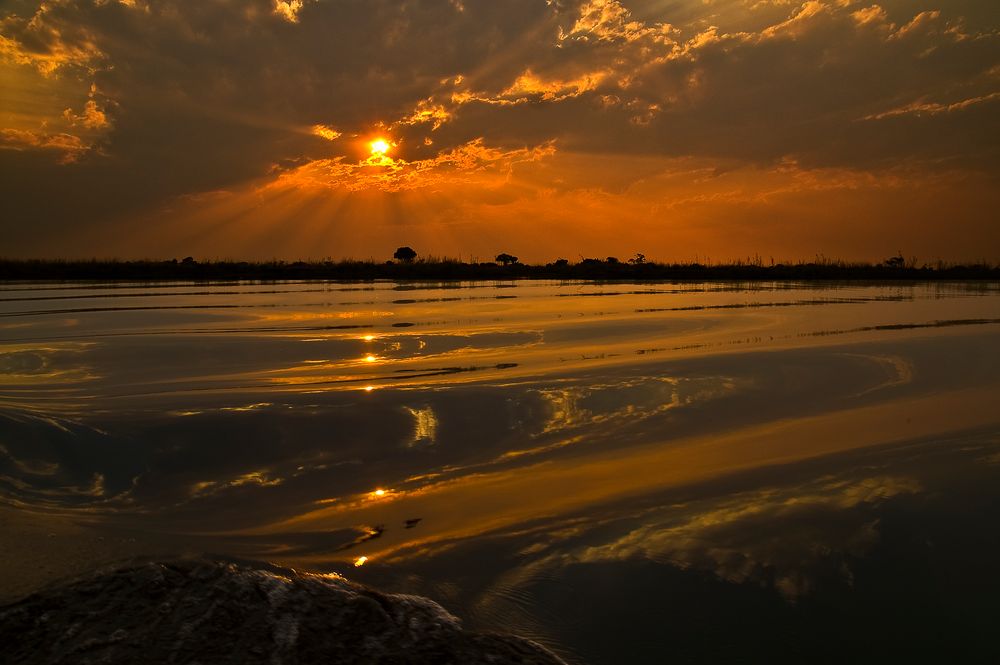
(2, 258), (998, 282)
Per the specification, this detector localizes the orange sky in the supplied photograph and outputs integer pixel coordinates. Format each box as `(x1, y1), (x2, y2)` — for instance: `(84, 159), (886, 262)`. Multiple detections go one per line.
(1, 0), (998, 262)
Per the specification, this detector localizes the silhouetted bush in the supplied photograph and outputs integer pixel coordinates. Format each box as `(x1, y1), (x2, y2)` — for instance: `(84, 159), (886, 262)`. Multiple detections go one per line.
(883, 253), (905, 269)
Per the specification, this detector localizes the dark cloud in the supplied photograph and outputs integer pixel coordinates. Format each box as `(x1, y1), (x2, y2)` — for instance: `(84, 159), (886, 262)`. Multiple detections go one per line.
(0, 0), (997, 259)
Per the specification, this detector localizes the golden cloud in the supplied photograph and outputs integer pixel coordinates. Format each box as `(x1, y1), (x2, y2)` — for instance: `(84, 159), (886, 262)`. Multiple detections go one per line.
(273, 0), (305, 23)
(311, 124), (342, 141)
(501, 69), (607, 102)
(396, 98), (453, 130)
(0, 22), (104, 77)
(269, 138), (556, 192)
(565, 475), (922, 600)
(562, 0), (676, 45)
(62, 99), (109, 130)
(0, 128), (89, 163)
(862, 91), (1000, 121)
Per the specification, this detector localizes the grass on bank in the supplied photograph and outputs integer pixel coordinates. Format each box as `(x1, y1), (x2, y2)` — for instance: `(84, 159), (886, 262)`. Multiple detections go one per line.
(1, 253), (998, 281)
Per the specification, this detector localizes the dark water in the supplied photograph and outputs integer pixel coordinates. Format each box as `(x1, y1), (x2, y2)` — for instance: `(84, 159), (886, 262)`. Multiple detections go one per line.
(2, 279), (999, 663)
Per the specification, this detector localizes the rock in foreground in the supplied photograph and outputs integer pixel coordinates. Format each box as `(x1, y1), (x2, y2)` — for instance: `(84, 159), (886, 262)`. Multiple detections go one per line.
(0, 558), (565, 665)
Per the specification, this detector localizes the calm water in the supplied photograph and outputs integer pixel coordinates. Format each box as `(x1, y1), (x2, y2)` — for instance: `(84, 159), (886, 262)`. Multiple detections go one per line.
(2, 279), (1000, 663)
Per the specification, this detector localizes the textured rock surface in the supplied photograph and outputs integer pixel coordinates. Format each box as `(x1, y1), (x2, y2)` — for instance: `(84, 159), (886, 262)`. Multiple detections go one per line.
(0, 558), (565, 665)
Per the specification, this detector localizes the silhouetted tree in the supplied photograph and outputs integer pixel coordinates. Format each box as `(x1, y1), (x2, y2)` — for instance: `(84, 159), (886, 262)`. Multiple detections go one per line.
(553, 258), (569, 267)
(627, 253), (646, 265)
(393, 246), (417, 263)
(495, 253), (519, 266)
(605, 256), (619, 264)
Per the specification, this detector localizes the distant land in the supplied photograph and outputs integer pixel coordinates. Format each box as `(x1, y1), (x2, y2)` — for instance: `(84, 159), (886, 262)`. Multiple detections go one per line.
(2, 256), (999, 282)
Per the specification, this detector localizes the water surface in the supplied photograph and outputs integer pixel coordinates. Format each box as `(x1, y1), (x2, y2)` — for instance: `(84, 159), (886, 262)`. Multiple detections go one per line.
(2, 279), (999, 663)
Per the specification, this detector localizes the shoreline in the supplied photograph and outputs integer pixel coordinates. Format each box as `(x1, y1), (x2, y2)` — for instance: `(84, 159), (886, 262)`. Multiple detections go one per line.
(2, 259), (999, 282)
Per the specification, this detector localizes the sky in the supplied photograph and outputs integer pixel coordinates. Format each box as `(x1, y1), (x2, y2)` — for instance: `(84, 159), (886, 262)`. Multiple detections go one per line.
(1, 0), (998, 263)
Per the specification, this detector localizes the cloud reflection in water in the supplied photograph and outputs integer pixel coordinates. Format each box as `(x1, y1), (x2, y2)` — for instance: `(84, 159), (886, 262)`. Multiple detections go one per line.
(1, 280), (1000, 662)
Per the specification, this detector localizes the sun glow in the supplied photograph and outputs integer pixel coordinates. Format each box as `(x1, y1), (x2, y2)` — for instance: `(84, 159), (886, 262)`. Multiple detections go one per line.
(369, 138), (390, 155)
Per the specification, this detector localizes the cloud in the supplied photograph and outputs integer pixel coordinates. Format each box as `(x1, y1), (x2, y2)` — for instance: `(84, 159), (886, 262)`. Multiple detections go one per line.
(0, 4), (106, 76)
(0, 0), (998, 259)
(374, 0), (998, 174)
(0, 128), (89, 163)
(311, 124), (342, 141)
(562, 0), (674, 43)
(61, 83), (113, 131)
(556, 474), (922, 600)
(862, 91), (1000, 120)
(62, 99), (109, 129)
(271, 138), (556, 192)
(273, 0), (306, 24)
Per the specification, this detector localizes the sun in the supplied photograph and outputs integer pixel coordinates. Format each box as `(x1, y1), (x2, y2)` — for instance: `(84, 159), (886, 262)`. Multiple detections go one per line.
(369, 138), (390, 156)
